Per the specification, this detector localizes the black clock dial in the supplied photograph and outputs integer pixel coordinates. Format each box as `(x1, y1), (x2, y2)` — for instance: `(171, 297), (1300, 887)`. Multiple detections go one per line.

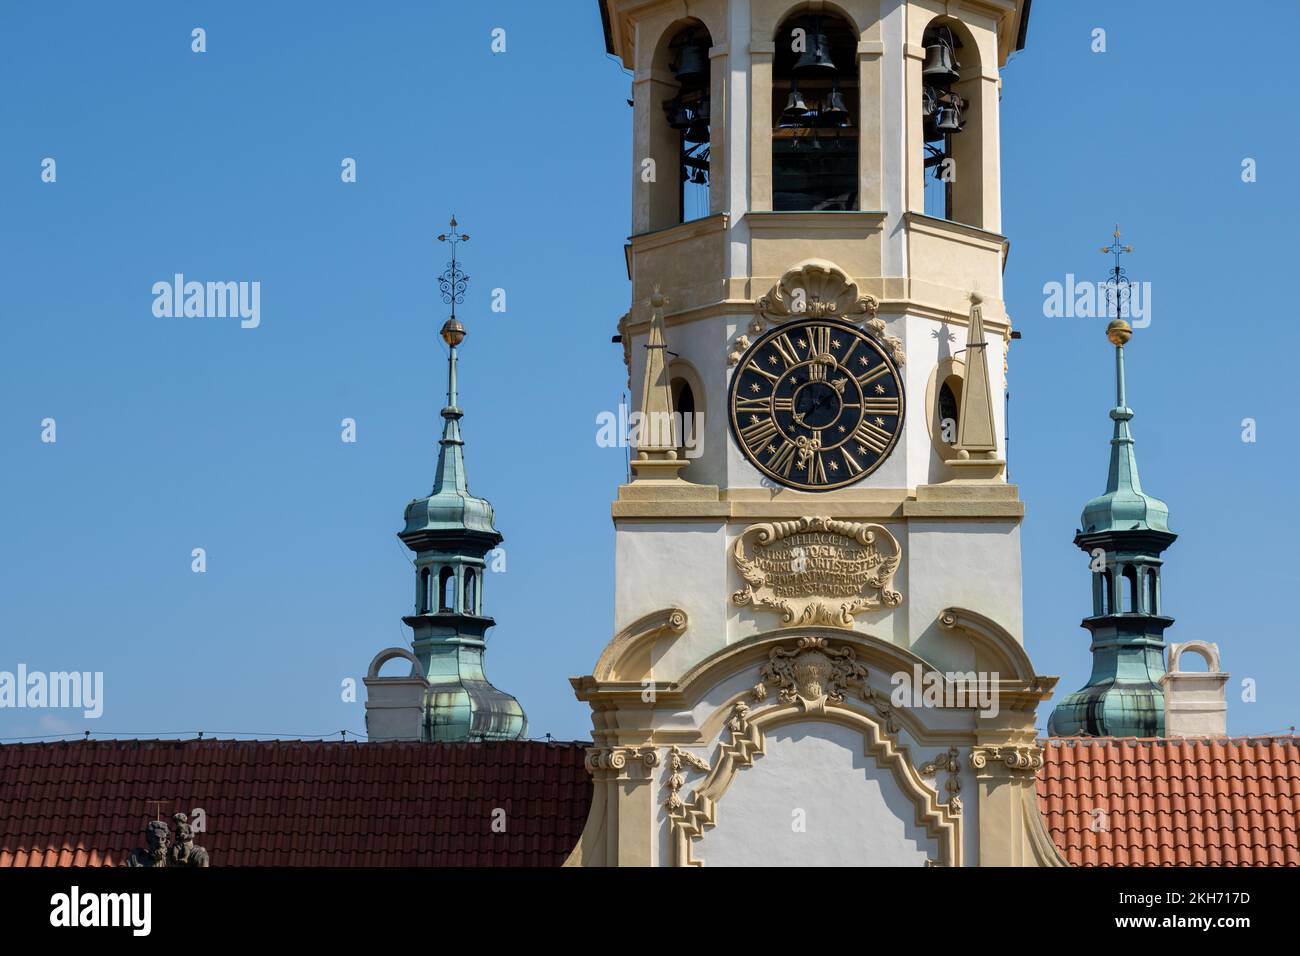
(728, 318), (904, 490)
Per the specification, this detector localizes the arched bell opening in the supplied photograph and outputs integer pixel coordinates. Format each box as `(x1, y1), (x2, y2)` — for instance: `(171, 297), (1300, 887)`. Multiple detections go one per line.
(919, 17), (985, 226)
(438, 566), (455, 613)
(1122, 565), (1140, 613)
(419, 567), (433, 614)
(772, 11), (858, 210)
(463, 568), (478, 616)
(653, 22), (713, 227)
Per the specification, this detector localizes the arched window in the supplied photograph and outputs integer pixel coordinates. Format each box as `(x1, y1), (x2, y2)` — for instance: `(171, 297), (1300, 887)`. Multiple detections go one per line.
(937, 378), (960, 446)
(773, 12), (858, 210)
(439, 567), (455, 613)
(463, 569), (478, 616)
(1122, 565), (1140, 613)
(656, 24), (712, 226)
(1147, 569), (1159, 615)
(419, 567), (432, 613)
(672, 376), (696, 459)
(1099, 571), (1112, 615)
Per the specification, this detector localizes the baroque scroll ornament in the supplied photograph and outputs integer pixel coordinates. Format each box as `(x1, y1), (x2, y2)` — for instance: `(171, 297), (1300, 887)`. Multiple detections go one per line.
(731, 517), (903, 627)
(751, 636), (869, 711)
(748, 260), (905, 367)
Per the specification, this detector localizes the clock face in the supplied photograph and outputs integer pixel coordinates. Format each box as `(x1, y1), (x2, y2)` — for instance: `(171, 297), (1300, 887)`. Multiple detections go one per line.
(728, 318), (904, 490)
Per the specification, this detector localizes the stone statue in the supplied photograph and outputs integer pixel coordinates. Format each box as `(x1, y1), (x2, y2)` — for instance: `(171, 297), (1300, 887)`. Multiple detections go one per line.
(167, 812), (210, 867)
(125, 819), (171, 867)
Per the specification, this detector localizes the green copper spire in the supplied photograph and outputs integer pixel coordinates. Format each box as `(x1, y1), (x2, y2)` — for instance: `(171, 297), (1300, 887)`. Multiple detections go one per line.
(1078, 320), (1171, 536)
(396, 219), (526, 742)
(1049, 307), (1176, 739)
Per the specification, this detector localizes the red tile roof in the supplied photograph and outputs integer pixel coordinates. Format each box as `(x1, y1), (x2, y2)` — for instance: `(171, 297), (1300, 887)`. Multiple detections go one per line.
(0, 739), (591, 867)
(1037, 736), (1300, 866)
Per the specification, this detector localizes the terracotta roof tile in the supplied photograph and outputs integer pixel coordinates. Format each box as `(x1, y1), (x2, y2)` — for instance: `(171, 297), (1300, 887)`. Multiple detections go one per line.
(1037, 736), (1300, 866)
(0, 739), (592, 867)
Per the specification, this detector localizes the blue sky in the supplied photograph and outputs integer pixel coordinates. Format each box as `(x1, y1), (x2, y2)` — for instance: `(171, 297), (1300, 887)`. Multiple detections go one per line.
(1, 1), (1295, 743)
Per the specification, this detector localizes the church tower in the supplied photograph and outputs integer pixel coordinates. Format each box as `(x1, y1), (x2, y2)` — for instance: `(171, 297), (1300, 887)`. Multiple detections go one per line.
(569, 2), (1065, 867)
(365, 221), (526, 744)
(1048, 316), (1174, 738)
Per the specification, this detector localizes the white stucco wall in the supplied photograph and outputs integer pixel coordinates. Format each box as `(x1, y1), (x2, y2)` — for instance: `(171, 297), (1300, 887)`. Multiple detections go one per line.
(694, 719), (937, 866)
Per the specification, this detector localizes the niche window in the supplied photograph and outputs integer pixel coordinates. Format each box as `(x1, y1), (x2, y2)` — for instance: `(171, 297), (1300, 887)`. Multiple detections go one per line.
(773, 13), (857, 210)
(921, 25), (965, 220)
(671, 376), (697, 461)
(662, 26), (712, 223)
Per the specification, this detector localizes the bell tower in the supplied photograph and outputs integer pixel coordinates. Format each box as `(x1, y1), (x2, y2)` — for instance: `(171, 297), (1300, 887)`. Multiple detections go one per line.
(571, 1), (1061, 868)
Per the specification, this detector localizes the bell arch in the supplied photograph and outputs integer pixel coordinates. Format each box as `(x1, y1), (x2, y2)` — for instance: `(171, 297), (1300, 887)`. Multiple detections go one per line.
(771, 7), (859, 210)
(646, 19), (714, 229)
(916, 15), (991, 229)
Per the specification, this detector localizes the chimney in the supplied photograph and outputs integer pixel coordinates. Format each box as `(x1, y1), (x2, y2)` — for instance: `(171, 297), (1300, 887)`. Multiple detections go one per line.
(1160, 641), (1228, 737)
(364, 648), (427, 742)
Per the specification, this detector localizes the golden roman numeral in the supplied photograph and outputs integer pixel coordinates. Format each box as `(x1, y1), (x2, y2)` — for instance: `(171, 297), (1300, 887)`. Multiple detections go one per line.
(773, 397), (793, 412)
(842, 448), (863, 475)
(855, 364), (891, 388)
(862, 397), (900, 415)
(853, 419), (892, 454)
(741, 417), (779, 448)
(810, 451), (828, 484)
(810, 326), (831, 356)
(748, 365), (781, 383)
(770, 335), (801, 369)
(768, 440), (797, 477)
(734, 396), (770, 413)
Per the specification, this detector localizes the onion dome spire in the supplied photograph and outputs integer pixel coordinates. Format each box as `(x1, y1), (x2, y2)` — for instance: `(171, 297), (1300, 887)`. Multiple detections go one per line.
(1050, 230), (1175, 739)
(396, 218), (526, 742)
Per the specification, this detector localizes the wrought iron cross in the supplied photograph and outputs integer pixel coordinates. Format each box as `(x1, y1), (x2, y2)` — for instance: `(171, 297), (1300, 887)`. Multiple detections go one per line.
(1099, 224), (1134, 321)
(437, 215), (470, 320)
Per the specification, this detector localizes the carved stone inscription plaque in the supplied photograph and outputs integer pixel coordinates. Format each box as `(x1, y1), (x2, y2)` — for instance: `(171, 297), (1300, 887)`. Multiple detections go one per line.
(730, 517), (902, 627)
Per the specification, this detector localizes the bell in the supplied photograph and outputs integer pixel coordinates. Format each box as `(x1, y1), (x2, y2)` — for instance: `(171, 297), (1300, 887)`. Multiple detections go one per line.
(922, 87), (936, 118)
(921, 41), (960, 85)
(663, 96), (689, 130)
(688, 166), (708, 185)
(683, 119), (709, 146)
(934, 104), (962, 133)
(780, 88), (810, 126)
(821, 88), (849, 126)
(674, 42), (709, 87)
(792, 26), (836, 76)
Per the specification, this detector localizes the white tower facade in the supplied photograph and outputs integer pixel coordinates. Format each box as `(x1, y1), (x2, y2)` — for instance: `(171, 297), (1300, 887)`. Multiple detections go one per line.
(570, 0), (1063, 868)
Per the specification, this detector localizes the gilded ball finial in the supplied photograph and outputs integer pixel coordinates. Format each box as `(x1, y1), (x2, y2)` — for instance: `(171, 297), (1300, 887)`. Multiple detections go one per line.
(1106, 318), (1131, 346)
(441, 318), (466, 347)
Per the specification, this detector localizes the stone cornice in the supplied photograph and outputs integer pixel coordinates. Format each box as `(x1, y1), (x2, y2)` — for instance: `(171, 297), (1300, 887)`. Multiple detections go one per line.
(612, 485), (1023, 520)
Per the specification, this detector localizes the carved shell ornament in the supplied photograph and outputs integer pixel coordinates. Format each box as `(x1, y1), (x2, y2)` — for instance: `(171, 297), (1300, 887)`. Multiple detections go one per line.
(734, 259), (905, 369)
(756, 260), (878, 323)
